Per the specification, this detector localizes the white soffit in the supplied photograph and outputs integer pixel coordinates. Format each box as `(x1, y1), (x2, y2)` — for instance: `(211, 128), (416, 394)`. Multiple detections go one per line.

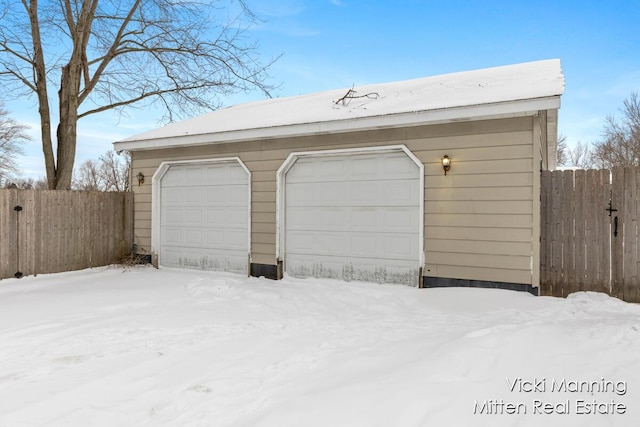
(115, 59), (565, 151)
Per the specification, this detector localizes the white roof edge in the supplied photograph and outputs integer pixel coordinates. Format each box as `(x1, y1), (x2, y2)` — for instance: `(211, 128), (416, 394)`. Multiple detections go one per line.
(115, 96), (561, 152)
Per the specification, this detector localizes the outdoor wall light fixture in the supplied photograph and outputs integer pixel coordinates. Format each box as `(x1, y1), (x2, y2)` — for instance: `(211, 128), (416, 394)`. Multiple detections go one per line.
(441, 155), (451, 175)
(136, 172), (145, 186)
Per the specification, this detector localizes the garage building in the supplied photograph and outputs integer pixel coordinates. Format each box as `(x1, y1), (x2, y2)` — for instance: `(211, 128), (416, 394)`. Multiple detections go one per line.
(114, 59), (565, 293)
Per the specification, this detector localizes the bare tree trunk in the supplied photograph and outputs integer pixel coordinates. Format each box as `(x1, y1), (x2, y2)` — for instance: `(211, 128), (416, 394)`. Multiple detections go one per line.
(26, 0), (56, 188)
(56, 64), (80, 190)
(52, 0), (96, 190)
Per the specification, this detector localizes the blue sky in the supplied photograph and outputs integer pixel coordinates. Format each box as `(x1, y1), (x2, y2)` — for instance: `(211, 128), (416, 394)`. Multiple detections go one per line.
(9, 0), (640, 179)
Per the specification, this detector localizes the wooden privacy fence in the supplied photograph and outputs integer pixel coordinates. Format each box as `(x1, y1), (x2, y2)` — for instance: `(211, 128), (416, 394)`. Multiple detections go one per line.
(540, 168), (640, 303)
(0, 189), (134, 280)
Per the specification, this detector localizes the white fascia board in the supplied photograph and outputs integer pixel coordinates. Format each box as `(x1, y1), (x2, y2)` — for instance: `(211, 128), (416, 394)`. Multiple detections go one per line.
(114, 96), (561, 152)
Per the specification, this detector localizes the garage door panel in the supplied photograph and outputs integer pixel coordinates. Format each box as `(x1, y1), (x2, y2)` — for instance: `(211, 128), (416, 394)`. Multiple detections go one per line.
(160, 161), (249, 273)
(203, 207), (249, 227)
(286, 253), (420, 285)
(287, 206), (417, 233)
(349, 182), (379, 203)
(182, 188), (203, 204)
(287, 230), (418, 259)
(201, 165), (226, 182)
(381, 209), (419, 231)
(286, 180), (419, 207)
(287, 154), (419, 184)
(163, 227), (246, 251)
(202, 229), (225, 244)
(161, 170), (185, 186)
(163, 208), (183, 225)
(226, 207), (249, 226)
(182, 167), (205, 183)
(161, 247), (247, 274)
(184, 210), (202, 226)
(162, 229), (182, 245)
(202, 186), (228, 202)
(162, 188), (183, 203)
(202, 207), (227, 226)
(225, 229), (250, 248)
(223, 164), (250, 182)
(349, 234), (380, 257)
(286, 206), (346, 228)
(228, 186), (250, 203)
(383, 154), (418, 175)
(351, 156), (381, 178)
(383, 235), (419, 258)
(184, 229), (203, 245)
(385, 180), (421, 203)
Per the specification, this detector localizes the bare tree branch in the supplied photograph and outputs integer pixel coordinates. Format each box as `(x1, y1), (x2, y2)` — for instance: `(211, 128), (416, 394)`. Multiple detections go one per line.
(0, 103), (30, 184)
(0, 0), (277, 189)
(335, 85), (380, 105)
(592, 92), (640, 168)
(72, 149), (130, 192)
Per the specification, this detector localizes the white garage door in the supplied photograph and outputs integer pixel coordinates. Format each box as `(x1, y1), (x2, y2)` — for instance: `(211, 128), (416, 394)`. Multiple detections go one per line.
(284, 150), (421, 285)
(159, 161), (249, 274)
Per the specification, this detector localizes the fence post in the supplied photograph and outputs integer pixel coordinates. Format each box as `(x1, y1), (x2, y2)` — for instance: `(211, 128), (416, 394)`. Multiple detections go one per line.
(13, 203), (23, 278)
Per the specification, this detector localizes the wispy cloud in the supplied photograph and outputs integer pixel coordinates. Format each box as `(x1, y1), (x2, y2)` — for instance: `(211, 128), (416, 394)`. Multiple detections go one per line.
(329, 0), (347, 7)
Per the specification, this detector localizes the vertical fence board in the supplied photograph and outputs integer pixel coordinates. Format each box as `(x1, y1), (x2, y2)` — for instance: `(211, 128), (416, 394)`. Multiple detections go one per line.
(87, 192), (95, 267)
(0, 190), (134, 280)
(634, 169), (640, 303)
(23, 191), (37, 276)
(622, 168), (639, 302)
(77, 192), (87, 269)
(33, 190), (42, 275)
(98, 192), (106, 265)
(69, 192), (79, 271)
(550, 171), (563, 292)
(53, 191), (62, 273)
(109, 193), (117, 261)
(561, 171), (575, 296)
(540, 171), (551, 293)
(574, 170), (586, 289)
(597, 169), (611, 293)
(0, 191), (7, 277)
(584, 171), (597, 290)
(124, 192), (135, 255)
(611, 168), (624, 299)
(0, 190), (18, 278)
(57, 191), (66, 273)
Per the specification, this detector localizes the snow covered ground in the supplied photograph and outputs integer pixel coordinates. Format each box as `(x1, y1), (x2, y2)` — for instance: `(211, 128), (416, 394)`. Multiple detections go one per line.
(1, 266), (639, 427)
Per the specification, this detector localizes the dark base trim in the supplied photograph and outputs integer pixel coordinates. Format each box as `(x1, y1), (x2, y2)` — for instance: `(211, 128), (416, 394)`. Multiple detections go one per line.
(422, 276), (539, 296)
(138, 254), (152, 265)
(250, 263), (281, 280)
(129, 253), (152, 265)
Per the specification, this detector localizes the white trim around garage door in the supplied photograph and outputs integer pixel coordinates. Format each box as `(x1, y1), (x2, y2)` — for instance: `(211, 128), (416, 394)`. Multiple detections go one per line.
(152, 157), (252, 272)
(275, 144), (425, 276)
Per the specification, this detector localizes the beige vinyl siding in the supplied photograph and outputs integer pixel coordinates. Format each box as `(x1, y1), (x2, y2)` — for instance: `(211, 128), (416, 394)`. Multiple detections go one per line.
(130, 115), (541, 285)
(546, 109), (558, 170)
(414, 124), (535, 285)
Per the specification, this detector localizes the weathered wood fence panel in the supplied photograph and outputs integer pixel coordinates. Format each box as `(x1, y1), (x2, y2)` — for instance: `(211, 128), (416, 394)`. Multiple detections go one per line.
(541, 168), (640, 303)
(0, 190), (134, 280)
(612, 168), (640, 302)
